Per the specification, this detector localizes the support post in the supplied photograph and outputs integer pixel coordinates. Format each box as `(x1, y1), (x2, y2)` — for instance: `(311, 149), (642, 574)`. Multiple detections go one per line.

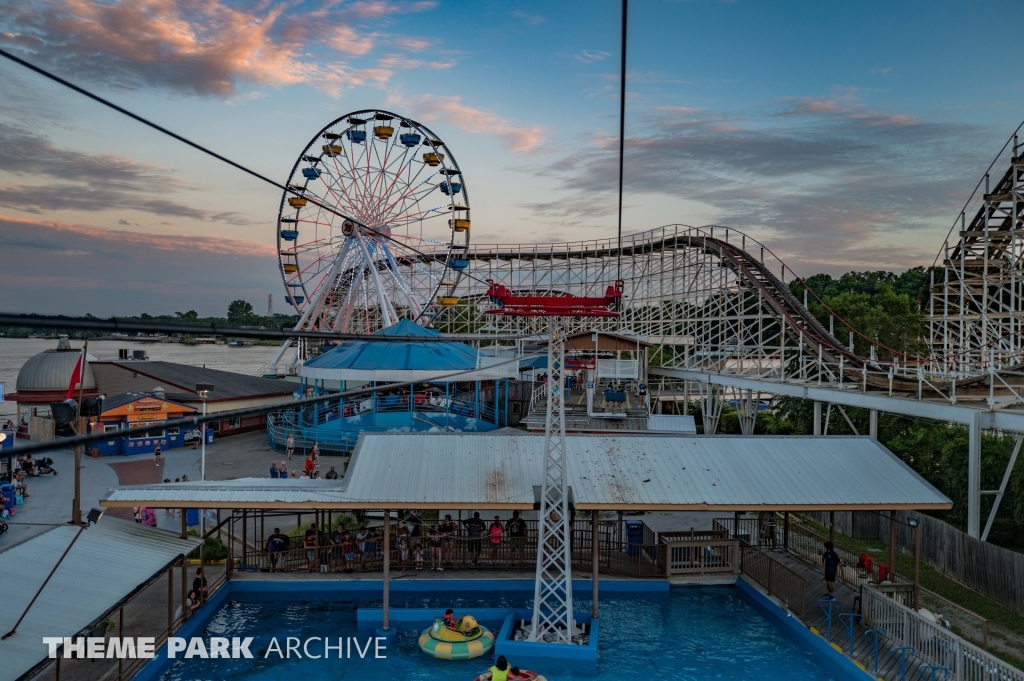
(982, 434), (1022, 542)
(180, 558), (187, 615)
(180, 510), (187, 539)
(913, 522), (921, 611)
(869, 409), (878, 440)
(168, 563), (174, 633)
(783, 512), (789, 552)
(813, 401), (822, 436)
(591, 510), (599, 620)
(118, 606), (124, 681)
(968, 411), (982, 538)
(383, 510), (391, 632)
(829, 511), (835, 543)
(889, 512), (897, 579)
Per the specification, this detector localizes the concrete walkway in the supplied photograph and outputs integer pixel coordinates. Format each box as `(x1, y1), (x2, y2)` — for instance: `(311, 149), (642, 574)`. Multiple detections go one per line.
(1, 444), (119, 549)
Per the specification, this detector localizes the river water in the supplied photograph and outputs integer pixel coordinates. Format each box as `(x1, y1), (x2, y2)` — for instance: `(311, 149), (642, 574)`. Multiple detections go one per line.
(0, 338), (280, 419)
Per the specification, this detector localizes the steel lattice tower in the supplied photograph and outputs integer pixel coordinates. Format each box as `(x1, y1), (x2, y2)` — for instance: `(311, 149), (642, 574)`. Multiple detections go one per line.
(529, 318), (575, 643)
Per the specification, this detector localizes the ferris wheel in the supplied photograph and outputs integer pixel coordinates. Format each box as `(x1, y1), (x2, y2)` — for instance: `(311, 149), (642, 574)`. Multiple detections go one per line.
(275, 109), (470, 342)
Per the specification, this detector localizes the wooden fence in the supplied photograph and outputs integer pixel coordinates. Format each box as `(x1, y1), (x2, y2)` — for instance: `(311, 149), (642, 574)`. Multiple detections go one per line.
(805, 511), (1024, 615)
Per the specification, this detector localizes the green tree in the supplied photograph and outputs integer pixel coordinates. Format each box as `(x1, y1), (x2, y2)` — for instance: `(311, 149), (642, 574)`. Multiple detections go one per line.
(227, 300), (255, 325)
(175, 310), (199, 323)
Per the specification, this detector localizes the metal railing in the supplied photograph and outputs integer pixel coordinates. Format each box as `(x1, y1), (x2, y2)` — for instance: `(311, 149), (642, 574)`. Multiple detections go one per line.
(739, 543), (808, 619)
(862, 586), (1023, 681)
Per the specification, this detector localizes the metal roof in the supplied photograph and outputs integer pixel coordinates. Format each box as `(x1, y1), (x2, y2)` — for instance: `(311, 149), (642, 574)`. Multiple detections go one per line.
(0, 519), (200, 681)
(16, 348), (96, 392)
(99, 434), (951, 512)
(95, 361), (295, 401)
(339, 433), (951, 511)
(647, 414), (698, 433)
(103, 478), (352, 509)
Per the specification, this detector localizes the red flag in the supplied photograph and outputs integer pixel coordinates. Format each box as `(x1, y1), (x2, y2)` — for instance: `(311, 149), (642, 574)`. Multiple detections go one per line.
(66, 350), (84, 400)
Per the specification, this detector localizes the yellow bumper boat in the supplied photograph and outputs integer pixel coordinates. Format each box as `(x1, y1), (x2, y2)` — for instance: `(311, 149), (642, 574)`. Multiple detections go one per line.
(418, 615), (495, 660)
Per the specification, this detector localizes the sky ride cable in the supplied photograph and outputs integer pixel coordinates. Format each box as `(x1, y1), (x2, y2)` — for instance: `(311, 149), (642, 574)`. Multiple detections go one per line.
(616, 0), (628, 288)
(0, 47), (502, 293)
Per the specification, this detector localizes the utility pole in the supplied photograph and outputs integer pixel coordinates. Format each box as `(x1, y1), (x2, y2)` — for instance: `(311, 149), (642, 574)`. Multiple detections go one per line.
(72, 340), (88, 526)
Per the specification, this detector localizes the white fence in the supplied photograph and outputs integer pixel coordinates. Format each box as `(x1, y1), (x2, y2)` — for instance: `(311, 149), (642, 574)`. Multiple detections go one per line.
(862, 587), (1023, 681)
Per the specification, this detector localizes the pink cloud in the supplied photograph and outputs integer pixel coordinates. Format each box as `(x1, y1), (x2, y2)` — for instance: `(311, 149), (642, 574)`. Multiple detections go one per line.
(0, 0), (439, 97)
(407, 95), (548, 153)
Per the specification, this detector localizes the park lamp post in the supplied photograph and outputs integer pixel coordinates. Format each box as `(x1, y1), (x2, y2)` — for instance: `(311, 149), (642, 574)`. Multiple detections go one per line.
(908, 516), (921, 611)
(196, 383), (214, 540)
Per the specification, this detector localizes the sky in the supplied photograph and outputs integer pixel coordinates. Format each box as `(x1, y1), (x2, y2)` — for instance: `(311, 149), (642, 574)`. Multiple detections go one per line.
(0, 0), (1021, 317)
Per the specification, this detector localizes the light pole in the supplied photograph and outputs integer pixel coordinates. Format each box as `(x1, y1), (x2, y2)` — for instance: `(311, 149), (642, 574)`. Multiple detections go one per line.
(196, 383), (214, 538)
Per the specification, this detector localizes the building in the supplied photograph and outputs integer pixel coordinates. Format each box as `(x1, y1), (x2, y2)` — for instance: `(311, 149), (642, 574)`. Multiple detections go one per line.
(93, 391), (197, 455)
(89, 360), (295, 436)
(10, 337), (297, 443)
(10, 336), (98, 431)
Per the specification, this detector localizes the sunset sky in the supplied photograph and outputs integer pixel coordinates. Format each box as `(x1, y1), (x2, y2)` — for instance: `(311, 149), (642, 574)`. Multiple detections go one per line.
(0, 0), (1020, 316)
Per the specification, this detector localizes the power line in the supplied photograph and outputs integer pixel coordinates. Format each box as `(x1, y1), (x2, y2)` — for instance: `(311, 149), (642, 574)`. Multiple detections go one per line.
(0, 47), (504, 295)
(0, 312), (538, 342)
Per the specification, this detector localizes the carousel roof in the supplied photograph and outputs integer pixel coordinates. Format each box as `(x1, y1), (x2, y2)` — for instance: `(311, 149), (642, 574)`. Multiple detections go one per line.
(299, 320), (495, 382)
(16, 337), (96, 392)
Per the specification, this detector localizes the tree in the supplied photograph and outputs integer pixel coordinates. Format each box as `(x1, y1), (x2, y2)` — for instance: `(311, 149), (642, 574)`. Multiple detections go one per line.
(227, 300), (255, 325)
(175, 310), (199, 323)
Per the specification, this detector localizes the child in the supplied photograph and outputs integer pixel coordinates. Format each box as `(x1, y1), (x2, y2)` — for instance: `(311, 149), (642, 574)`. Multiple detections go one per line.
(342, 532), (355, 572)
(397, 525), (409, 570)
(413, 544), (424, 570)
(442, 608), (457, 630)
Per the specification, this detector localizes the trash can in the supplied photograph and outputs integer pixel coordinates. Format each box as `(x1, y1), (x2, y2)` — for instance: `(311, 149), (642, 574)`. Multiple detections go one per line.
(205, 427), (215, 445)
(625, 519), (643, 557)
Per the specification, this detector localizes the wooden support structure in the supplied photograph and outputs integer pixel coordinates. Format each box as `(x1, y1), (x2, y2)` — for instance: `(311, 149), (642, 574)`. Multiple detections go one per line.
(829, 511), (835, 543)
(783, 511), (790, 551)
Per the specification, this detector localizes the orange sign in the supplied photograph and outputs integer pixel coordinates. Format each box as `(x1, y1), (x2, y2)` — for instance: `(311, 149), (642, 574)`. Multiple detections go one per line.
(104, 397), (196, 421)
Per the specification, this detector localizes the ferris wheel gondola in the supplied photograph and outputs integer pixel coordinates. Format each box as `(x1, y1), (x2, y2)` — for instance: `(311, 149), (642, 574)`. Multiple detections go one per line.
(274, 110), (470, 353)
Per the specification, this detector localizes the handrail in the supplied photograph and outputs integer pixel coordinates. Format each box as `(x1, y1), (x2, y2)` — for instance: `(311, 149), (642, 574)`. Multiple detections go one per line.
(863, 586), (1024, 681)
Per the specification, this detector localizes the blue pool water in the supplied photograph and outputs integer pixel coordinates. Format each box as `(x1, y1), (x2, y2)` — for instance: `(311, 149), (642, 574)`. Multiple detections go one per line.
(160, 588), (843, 681)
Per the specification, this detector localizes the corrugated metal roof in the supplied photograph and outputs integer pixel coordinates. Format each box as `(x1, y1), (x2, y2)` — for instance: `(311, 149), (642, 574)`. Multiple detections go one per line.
(341, 433), (951, 511)
(647, 414), (697, 433)
(0, 519), (200, 681)
(101, 434), (952, 512)
(103, 478), (353, 508)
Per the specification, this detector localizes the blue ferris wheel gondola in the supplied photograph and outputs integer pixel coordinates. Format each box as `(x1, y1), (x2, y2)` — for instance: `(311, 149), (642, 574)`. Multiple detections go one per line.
(400, 133), (422, 147)
(302, 167), (321, 179)
(346, 130), (367, 144)
(440, 181), (462, 195)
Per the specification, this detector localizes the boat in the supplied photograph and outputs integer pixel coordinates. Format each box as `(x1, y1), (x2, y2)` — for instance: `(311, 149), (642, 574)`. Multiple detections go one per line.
(419, 616), (494, 660)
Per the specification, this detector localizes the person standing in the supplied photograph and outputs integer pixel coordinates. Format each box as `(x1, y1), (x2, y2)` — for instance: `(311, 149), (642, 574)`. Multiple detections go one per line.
(463, 512), (486, 566)
(286, 433), (295, 460)
(429, 523), (443, 571)
(266, 528), (288, 572)
(269, 462), (279, 479)
(488, 515), (504, 564)
(193, 567), (208, 600)
(440, 514), (457, 567)
(325, 466), (339, 480)
(154, 444), (162, 467)
(505, 510), (527, 568)
(822, 541), (842, 599)
(638, 381), (647, 406)
(304, 526), (318, 573)
(192, 428), (200, 450)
